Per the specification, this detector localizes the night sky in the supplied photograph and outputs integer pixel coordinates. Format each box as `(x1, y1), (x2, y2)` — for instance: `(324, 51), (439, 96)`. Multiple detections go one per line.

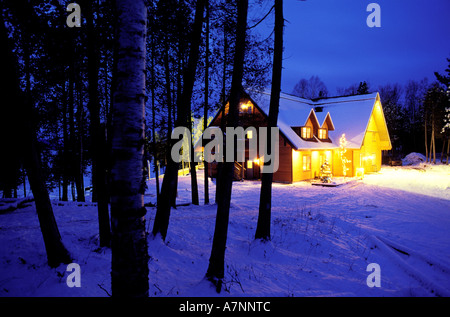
(251, 0), (450, 95)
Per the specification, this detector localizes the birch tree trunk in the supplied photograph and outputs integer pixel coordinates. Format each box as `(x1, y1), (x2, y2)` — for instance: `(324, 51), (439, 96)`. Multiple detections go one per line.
(255, 0), (283, 241)
(110, 0), (149, 297)
(206, 0), (248, 293)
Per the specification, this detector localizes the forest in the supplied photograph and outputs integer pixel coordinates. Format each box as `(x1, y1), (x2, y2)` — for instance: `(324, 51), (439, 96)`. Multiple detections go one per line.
(0, 0), (449, 297)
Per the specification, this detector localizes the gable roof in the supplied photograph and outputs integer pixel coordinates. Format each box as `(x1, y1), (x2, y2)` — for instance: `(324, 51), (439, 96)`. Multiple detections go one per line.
(250, 90), (390, 150)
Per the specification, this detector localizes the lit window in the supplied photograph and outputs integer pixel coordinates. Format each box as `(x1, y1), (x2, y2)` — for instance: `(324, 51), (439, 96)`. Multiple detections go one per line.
(301, 127), (311, 139)
(240, 102), (252, 114)
(247, 130), (253, 139)
(247, 160), (253, 169)
(318, 128), (327, 140)
(303, 155), (311, 171)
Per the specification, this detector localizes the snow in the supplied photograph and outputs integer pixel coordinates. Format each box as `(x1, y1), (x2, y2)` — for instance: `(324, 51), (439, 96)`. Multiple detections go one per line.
(402, 152), (427, 165)
(1, 163), (450, 297)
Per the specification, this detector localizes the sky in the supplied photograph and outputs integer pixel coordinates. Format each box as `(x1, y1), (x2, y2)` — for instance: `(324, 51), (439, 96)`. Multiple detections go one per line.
(250, 0), (450, 96)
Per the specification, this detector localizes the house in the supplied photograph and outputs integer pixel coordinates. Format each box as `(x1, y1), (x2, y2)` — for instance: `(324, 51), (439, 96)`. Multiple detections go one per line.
(201, 89), (392, 183)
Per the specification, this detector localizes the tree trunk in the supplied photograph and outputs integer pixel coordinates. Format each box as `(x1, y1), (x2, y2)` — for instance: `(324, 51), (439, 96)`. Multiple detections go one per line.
(85, 0), (111, 247)
(205, 0), (248, 292)
(62, 79), (69, 202)
(255, 0), (283, 242)
(149, 32), (160, 204)
(432, 113), (436, 164)
(152, 0), (206, 241)
(68, 57), (76, 202)
(190, 116), (199, 205)
(0, 15), (72, 268)
(204, 0), (210, 205)
(75, 75), (85, 202)
(110, 0), (149, 297)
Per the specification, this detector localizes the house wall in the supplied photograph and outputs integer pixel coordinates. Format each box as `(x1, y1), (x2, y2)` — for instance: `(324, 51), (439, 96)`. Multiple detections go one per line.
(332, 148), (354, 177)
(292, 149), (333, 182)
(360, 114), (382, 173)
(273, 134), (293, 183)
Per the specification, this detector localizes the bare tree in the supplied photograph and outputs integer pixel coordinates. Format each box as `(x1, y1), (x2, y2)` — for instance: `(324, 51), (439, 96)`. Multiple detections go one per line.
(152, 0), (206, 240)
(0, 8), (71, 268)
(203, 0), (210, 205)
(292, 75), (328, 99)
(255, 0), (283, 241)
(205, 0), (248, 293)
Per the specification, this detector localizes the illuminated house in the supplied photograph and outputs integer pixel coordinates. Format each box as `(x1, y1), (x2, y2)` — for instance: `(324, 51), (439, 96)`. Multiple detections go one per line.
(203, 90), (392, 183)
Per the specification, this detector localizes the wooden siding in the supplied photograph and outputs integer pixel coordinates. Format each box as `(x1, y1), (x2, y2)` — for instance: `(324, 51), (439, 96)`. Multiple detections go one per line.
(273, 133), (293, 183)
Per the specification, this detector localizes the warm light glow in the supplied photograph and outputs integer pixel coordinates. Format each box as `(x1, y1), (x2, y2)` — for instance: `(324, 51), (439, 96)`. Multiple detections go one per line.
(362, 154), (376, 161)
(247, 160), (253, 168)
(318, 128), (327, 140)
(247, 130), (253, 139)
(325, 151), (332, 162)
(301, 127), (311, 139)
(253, 158), (260, 165)
(339, 134), (351, 177)
(293, 149), (300, 162)
(240, 101), (252, 114)
(356, 167), (365, 179)
(312, 151), (319, 160)
(303, 155), (311, 171)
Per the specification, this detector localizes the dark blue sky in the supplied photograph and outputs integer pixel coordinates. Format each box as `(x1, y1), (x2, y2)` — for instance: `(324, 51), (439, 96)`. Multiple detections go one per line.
(251, 0), (450, 95)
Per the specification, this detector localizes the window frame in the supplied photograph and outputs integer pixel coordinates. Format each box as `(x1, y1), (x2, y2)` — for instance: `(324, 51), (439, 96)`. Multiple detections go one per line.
(302, 155), (311, 171)
(318, 128), (328, 140)
(301, 126), (312, 139)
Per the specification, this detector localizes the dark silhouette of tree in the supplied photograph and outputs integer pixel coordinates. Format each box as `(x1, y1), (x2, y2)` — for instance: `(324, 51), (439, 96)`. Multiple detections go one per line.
(205, 0), (248, 293)
(255, 0), (284, 241)
(152, 0), (207, 241)
(0, 4), (71, 268)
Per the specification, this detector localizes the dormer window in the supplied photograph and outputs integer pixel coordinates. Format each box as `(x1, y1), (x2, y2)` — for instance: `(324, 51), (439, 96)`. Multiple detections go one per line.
(301, 127), (311, 139)
(318, 128), (328, 140)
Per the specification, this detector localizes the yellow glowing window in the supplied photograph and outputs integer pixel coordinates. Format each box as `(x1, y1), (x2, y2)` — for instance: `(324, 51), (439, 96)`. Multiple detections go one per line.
(240, 102), (252, 114)
(301, 127), (311, 139)
(318, 128), (327, 140)
(247, 160), (253, 169)
(303, 155), (311, 171)
(247, 130), (253, 139)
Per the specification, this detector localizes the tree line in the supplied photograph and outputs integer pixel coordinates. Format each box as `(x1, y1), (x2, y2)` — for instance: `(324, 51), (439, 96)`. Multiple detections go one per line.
(0, 0), (282, 296)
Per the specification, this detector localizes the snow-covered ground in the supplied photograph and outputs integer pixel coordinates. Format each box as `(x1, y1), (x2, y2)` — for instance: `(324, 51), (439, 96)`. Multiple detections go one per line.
(1, 162), (450, 297)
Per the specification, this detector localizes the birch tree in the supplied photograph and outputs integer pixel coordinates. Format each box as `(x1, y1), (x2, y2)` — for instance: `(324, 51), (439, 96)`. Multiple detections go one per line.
(110, 0), (149, 297)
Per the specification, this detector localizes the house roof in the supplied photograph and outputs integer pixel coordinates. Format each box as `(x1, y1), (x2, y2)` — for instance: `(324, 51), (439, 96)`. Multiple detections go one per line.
(250, 90), (390, 151)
